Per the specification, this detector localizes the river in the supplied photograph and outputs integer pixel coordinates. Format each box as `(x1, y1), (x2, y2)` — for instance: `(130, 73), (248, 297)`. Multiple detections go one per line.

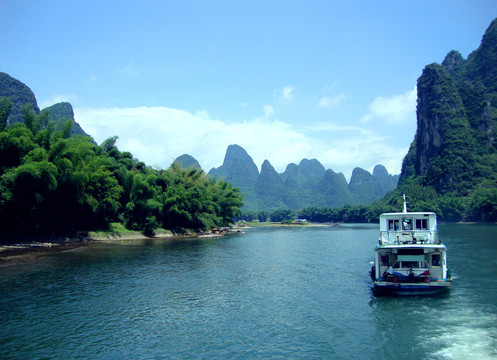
(1, 224), (496, 359)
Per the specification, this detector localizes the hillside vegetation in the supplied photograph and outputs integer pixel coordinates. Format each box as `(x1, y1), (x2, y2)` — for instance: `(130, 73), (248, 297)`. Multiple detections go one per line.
(390, 18), (497, 222)
(0, 108), (243, 243)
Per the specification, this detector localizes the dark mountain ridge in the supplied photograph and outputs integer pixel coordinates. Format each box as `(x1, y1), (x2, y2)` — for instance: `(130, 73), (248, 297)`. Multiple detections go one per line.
(394, 17), (497, 221)
(0, 72), (89, 137)
(0, 72), (39, 126)
(172, 154), (201, 169)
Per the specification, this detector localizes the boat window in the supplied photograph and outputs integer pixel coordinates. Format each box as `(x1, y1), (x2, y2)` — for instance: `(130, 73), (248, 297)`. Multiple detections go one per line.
(398, 261), (427, 269)
(415, 218), (428, 230)
(398, 248), (424, 255)
(380, 254), (389, 266)
(388, 219), (400, 231)
(402, 218), (412, 230)
(401, 261), (419, 269)
(432, 254), (441, 266)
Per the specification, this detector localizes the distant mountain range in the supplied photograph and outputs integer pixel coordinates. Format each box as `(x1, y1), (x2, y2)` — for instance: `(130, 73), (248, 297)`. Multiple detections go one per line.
(174, 144), (399, 212)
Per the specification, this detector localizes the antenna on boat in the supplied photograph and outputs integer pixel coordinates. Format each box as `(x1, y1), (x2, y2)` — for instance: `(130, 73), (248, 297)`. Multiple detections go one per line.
(403, 193), (408, 213)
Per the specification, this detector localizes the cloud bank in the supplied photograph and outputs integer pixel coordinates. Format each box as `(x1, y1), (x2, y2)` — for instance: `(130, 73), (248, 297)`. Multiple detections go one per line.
(318, 94), (346, 108)
(74, 102), (409, 180)
(361, 87), (416, 124)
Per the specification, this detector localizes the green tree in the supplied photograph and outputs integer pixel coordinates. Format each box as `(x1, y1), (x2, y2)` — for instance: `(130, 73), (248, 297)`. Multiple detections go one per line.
(22, 104), (37, 134)
(0, 160), (58, 235)
(469, 180), (497, 222)
(0, 123), (36, 173)
(62, 119), (73, 139)
(123, 173), (160, 234)
(269, 209), (293, 222)
(0, 97), (13, 131)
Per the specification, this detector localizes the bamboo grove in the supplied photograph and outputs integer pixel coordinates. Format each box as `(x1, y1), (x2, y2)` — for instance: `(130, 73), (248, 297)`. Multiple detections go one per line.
(0, 100), (244, 242)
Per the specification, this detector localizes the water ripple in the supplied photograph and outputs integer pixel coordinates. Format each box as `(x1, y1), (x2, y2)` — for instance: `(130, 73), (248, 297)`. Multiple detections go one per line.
(1, 225), (496, 359)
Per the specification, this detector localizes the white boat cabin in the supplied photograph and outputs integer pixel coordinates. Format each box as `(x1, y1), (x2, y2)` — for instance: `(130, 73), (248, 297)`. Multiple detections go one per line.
(374, 212), (448, 281)
(379, 212), (438, 245)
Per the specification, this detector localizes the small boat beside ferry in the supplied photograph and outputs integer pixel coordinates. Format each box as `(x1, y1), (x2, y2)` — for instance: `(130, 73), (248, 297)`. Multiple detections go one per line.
(370, 195), (452, 295)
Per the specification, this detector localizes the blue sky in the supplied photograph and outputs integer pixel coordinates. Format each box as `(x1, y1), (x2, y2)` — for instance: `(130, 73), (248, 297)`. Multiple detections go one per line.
(1, 1), (496, 179)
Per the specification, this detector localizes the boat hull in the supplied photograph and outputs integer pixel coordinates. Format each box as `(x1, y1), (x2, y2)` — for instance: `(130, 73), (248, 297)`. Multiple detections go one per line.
(372, 281), (451, 296)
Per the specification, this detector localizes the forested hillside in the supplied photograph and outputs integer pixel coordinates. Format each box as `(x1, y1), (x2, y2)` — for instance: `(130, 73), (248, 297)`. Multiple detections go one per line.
(42, 102), (90, 137)
(0, 96), (243, 243)
(0, 72), (39, 126)
(389, 18), (497, 222)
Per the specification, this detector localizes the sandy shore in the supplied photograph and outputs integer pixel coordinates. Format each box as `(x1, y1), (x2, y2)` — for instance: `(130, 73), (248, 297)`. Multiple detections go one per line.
(0, 228), (246, 268)
(0, 232), (177, 268)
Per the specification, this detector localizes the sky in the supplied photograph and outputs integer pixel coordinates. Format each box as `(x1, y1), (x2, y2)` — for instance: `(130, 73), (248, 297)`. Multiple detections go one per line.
(1, 1), (496, 180)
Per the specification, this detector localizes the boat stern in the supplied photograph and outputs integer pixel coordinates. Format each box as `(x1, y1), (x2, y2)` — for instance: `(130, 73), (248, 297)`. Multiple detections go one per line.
(372, 279), (452, 296)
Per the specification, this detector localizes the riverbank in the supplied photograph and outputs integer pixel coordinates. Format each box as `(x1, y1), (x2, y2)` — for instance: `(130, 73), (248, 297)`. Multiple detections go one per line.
(0, 232), (185, 268)
(0, 225), (248, 268)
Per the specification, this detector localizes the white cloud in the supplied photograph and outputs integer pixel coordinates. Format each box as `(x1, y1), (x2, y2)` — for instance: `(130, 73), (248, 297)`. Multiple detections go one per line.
(281, 85), (294, 101)
(74, 106), (406, 179)
(361, 87), (416, 124)
(75, 106), (312, 172)
(86, 75), (97, 87)
(275, 85), (295, 105)
(116, 62), (143, 79)
(38, 94), (78, 109)
(305, 122), (406, 179)
(318, 94), (346, 108)
(263, 104), (274, 118)
(319, 134), (407, 179)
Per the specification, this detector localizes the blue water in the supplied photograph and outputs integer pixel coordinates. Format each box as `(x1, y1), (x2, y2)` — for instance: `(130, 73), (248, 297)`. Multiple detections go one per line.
(1, 224), (496, 359)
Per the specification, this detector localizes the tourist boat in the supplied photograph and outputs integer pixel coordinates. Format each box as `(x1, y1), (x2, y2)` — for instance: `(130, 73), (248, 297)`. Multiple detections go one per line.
(370, 195), (452, 295)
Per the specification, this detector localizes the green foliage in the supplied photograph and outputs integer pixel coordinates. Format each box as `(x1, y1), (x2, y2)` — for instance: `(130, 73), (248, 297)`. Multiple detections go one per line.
(0, 123), (36, 172)
(22, 104), (37, 134)
(468, 180), (497, 222)
(123, 173), (160, 234)
(0, 122), (244, 242)
(0, 97), (13, 131)
(155, 164), (243, 232)
(42, 102), (87, 137)
(266, 209), (293, 222)
(0, 160), (58, 234)
(62, 119), (73, 139)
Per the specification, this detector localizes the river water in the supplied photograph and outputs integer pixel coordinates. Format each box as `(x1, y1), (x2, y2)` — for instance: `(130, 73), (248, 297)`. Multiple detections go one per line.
(1, 224), (496, 359)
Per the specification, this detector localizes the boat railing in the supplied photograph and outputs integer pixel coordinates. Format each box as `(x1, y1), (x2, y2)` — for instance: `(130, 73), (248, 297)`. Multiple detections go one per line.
(379, 230), (438, 245)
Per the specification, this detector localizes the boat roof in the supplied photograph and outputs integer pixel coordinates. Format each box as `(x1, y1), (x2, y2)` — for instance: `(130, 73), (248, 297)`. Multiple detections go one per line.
(380, 212), (436, 217)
